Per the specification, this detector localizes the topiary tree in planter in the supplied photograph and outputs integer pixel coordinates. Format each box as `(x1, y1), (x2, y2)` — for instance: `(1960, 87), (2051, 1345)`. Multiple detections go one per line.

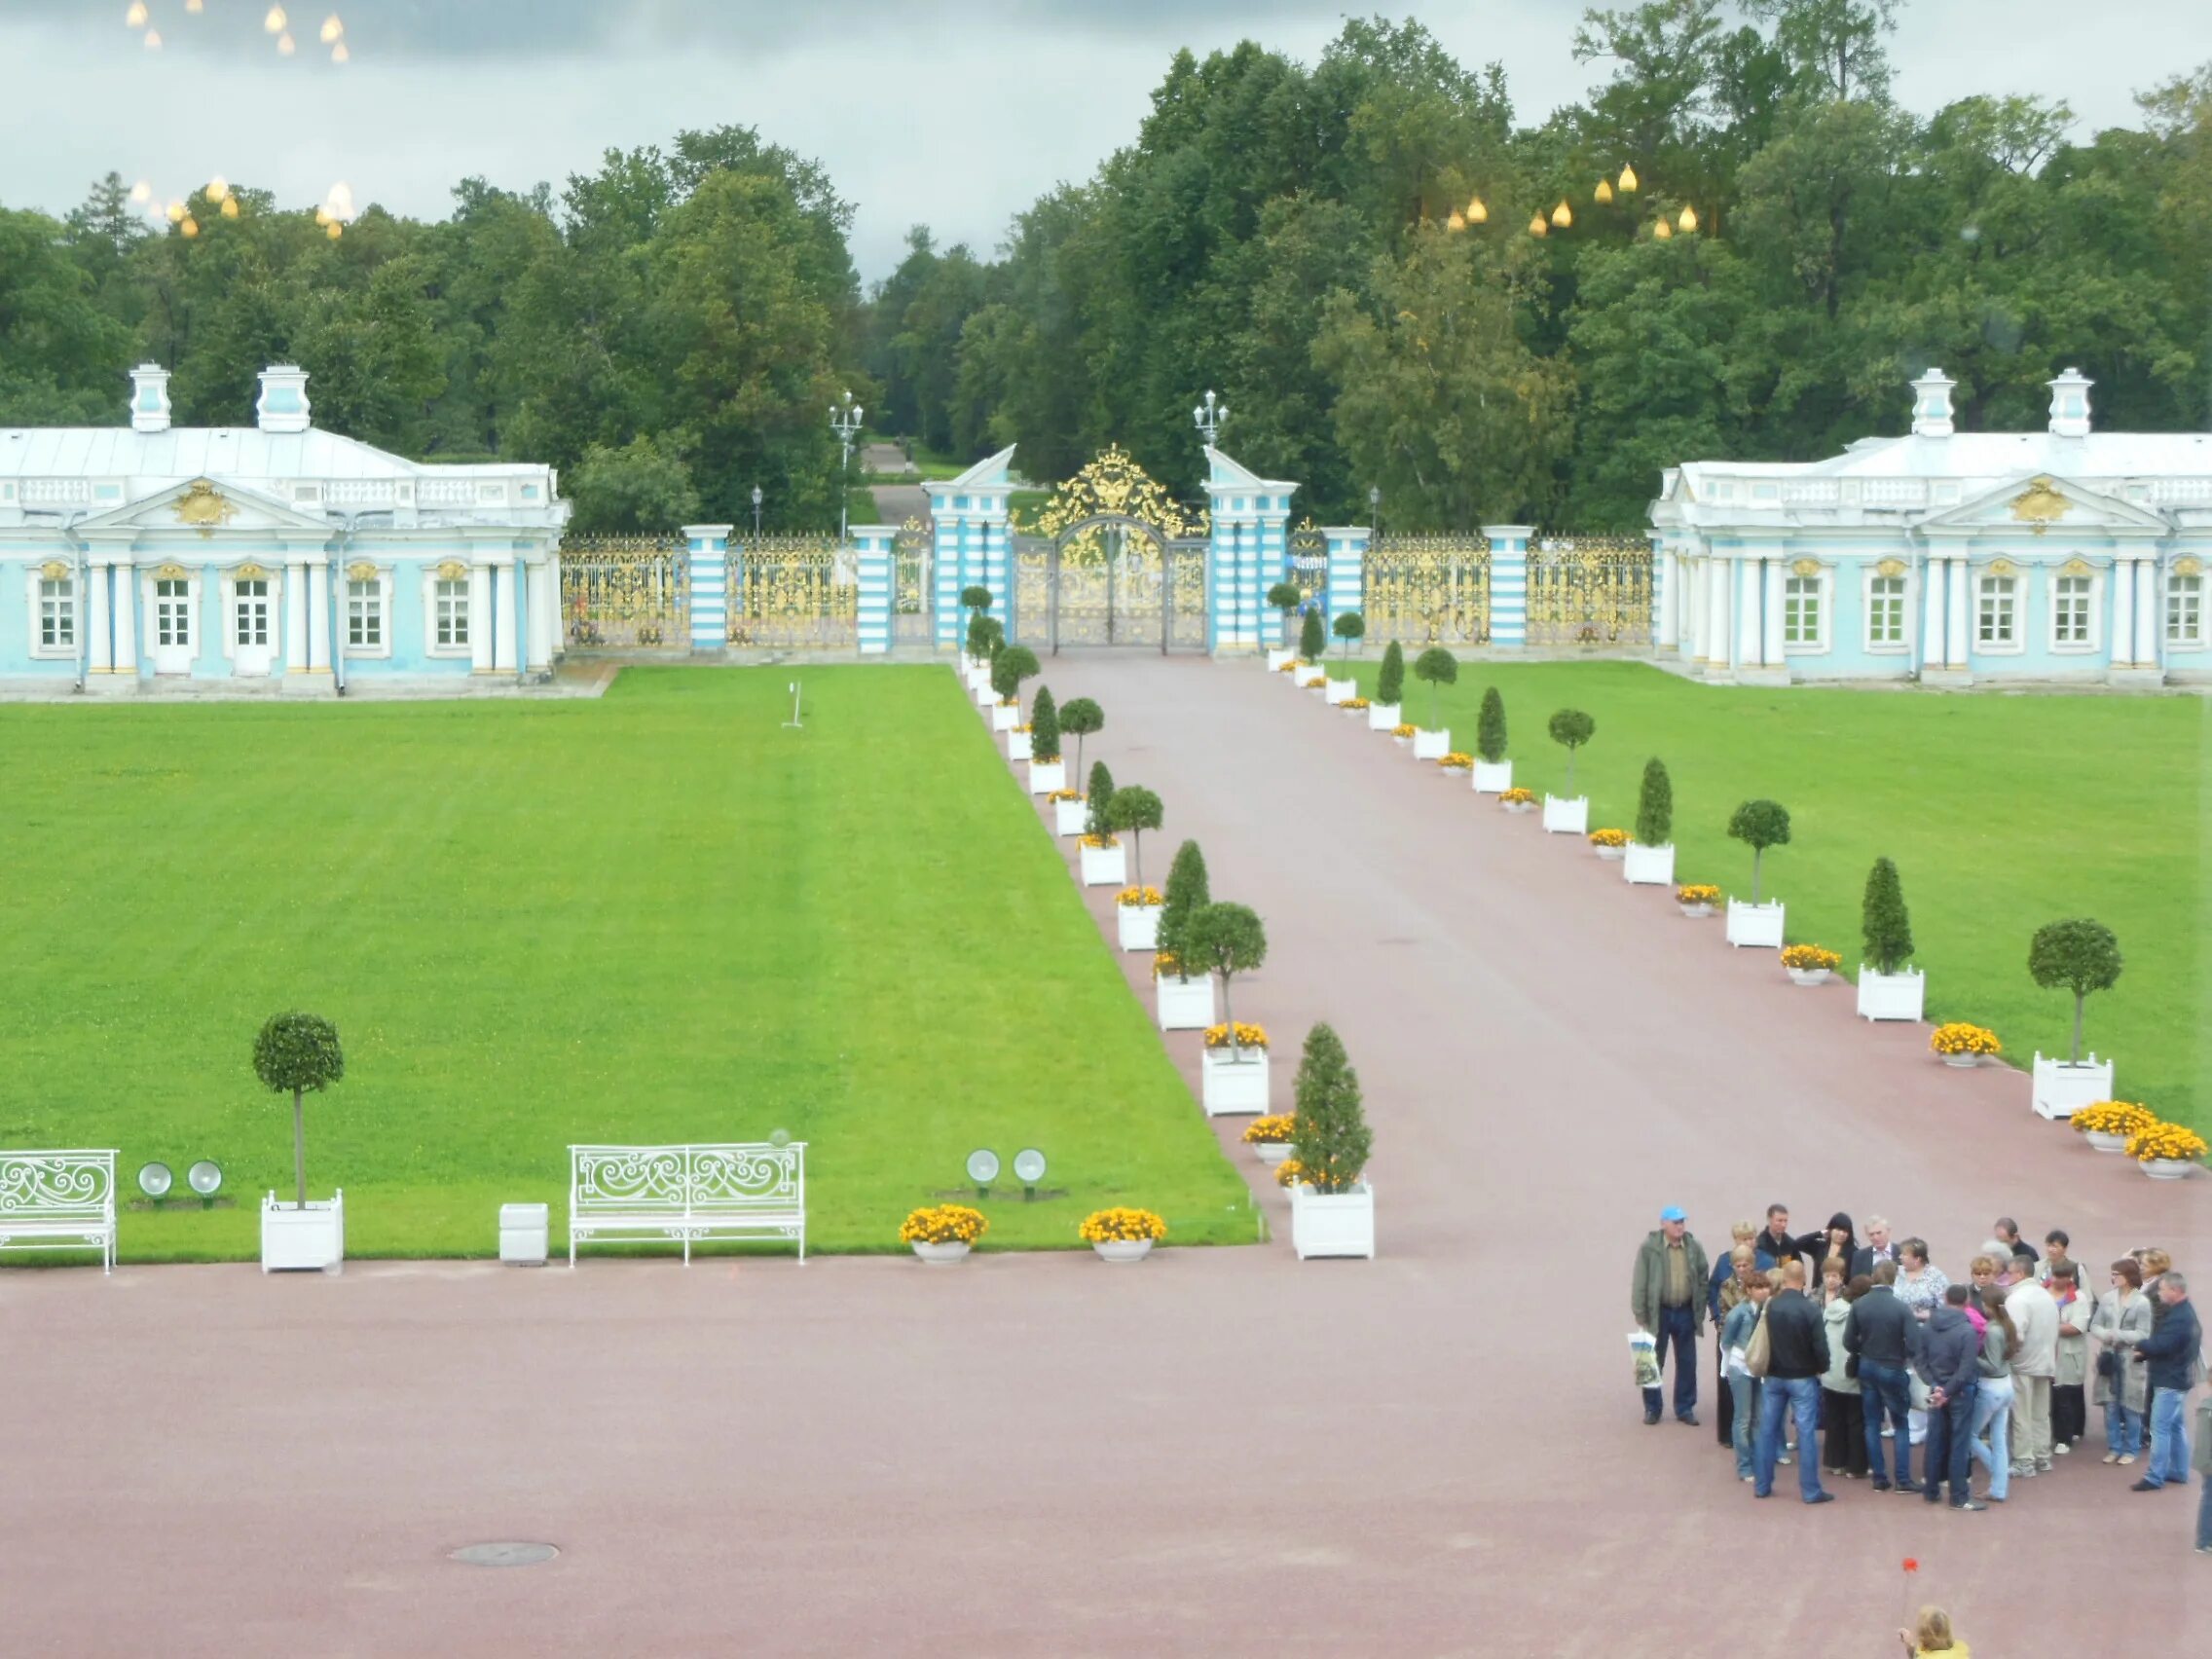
(1476, 687), (1507, 764)
(253, 1011), (346, 1209)
(1185, 903), (1268, 1054)
(1727, 799), (1791, 903)
(1412, 646), (1457, 730)
(1157, 838), (1210, 967)
(1861, 857), (1913, 975)
(1332, 612), (1365, 658)
(1267, 582), (1303, 647)
(1105, 785), (1163, 885)
(1377, 641), (1405, 708)
(2028, 918), (2122, 1063)
(965, 612), (1003, 661)
(1635, 758), (1673, 846)
(1291, 1022), (1371, 1195)
(1058, 696), (1103, 783)
(1085, 760), (1115, 840)
(990, 644), (1040, 715)
(960, 584), (993, 619)
(1547, 709), (1596, 793)
(1299, 607), (1325, 663)
(1029, 684), (1061, 763)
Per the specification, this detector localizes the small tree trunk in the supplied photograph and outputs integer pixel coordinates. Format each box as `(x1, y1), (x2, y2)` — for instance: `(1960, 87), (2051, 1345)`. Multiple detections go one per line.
(1131, 833), (1142, 890)
(1751, 848), (1763, 905)
(2072, 992), (2084, 1064)
(292, 1087), (307, 1210)
(1567, 750), (1577, 793)
(1221, 973), (1235, 1056)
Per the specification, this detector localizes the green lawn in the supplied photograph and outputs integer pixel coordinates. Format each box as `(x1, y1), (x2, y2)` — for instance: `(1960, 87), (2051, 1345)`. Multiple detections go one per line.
(0, 668), (1255, 1261)
(1350, 658), (2208, 1131)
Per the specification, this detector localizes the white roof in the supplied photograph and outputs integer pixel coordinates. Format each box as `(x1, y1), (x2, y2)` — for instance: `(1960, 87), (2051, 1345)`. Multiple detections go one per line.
(1680, 431), (2212, 486)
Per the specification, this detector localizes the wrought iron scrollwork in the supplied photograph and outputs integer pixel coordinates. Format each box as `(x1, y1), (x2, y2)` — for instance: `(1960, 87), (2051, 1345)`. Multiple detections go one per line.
(727, 535), (858, 650)
(1527, 536), (1653, 646)
(559, 535), (688, 649)
(1365, 534), (1492, 645)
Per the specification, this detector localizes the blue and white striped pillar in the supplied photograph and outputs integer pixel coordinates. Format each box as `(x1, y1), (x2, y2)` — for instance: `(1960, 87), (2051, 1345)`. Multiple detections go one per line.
(1321, 528), (1367, 627)
(683, 523), (732, 652)
(853, 526), (894, 655)
(1484, 524), (1533, 647)
(1202, 448), (1298, 653)
(923, 446), (1017, 649)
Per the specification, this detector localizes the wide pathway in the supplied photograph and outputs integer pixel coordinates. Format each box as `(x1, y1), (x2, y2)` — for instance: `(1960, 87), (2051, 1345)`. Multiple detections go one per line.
(5, 654), (2205, 1656)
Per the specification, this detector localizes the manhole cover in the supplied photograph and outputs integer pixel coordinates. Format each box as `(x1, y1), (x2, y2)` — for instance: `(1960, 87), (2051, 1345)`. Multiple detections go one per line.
(450, 1542), (559, 1567)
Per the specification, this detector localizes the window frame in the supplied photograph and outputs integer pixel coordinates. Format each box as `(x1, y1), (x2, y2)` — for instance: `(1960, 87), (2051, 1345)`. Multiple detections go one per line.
(1973, 571), (2023, 655)
(1862, 569), (1909, 655)
(1779, 567), (1831, 656)
(424, 568), (474, 658)
(344, 568), (393, 659)
(30, 570), (78, 658)
(2166, 571), (2204, 651)
(2046, 568), (2099, 655)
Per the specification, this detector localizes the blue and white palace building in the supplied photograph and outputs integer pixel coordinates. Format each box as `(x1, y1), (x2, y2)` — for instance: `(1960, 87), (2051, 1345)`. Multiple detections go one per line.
(1649, 369), (2211, 686)
(1, 364), (568, 693)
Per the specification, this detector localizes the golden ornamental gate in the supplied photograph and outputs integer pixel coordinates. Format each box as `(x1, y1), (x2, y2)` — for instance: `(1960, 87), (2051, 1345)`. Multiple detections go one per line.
(726, 534), (858, 649)
(1364, 534), (1492, 645)
(1526, 536), (1653, 646)
(1012, 446), (1208, 653)
(559, 535), (688, 649)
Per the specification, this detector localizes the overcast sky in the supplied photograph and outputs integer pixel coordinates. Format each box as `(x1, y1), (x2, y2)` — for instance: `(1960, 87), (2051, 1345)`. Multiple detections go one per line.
(4, 1), (2208, 282)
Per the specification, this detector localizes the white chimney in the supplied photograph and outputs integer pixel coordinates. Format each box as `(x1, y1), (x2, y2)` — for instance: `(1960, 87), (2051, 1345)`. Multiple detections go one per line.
(129, 362), (172, 433)
(2046, 367), (2092, 438)
(1909, 368), (1955, 437)
(255, 364), (312, 433)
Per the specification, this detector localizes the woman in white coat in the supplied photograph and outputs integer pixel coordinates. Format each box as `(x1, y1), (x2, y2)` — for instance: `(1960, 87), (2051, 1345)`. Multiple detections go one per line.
(2090, 1257), (2153, 1462)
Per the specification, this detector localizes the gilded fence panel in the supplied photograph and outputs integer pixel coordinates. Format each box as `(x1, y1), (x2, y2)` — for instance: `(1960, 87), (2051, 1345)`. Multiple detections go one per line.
(893, 518), (934, 646)
(727, 535), (859, 650)
(559, 535), (688, 649)
(1527, 536), (1653, 647)
(1364, 534), (1492, 645)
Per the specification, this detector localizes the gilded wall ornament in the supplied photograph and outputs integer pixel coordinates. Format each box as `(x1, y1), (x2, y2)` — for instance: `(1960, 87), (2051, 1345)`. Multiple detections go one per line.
(173, 478), (238, 537)
(2009, 475), (2069, 535)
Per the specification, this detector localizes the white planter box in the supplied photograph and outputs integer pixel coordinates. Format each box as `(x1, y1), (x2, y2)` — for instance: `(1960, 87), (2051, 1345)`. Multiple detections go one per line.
(1079, 841), (1127, 887)
(1367, 701), (1401, 731)
(1413, 727), (1450, 760)
(1471, 758), (1513, 793)
(1623, 841), (1675, 885)
(1156, 974), (1215, 1031)
(1324, 678), (1357, 705)
(1856, 967), (1925, 1022)
(1267, 647), (1297, 672)
(1117, 903), (1161, 952)
(261, 1190), (345, 1273)
(1295, 663), (1327, 688)
(991, 702), (1019, 732)
(1007, 730), (1033, 761)
(1054, 797), (1088, 836)
(1027, 759), (1065, 795)
(1200, 1046), (1271, 1116)
(1725, 899), (1786, 949)
(1290, 1180), (1376, 1261)
(2032, 1052), (2113, 1122)
(975, 681), (997, 709)
(1541, 794), (1589, 834)
(499, 1201), (549, 1266)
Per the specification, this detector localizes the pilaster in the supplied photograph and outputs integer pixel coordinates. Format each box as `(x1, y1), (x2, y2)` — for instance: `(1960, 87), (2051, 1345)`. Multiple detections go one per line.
(683, 524), (732, 652)
(853, 526), (895, 655)
(1483, 525), (1532, 646)
(1201, 447), (1297, 653)
(924, 447), (1016, 649)
(110, 560), (138, 674)
(468, 562), (496, 673)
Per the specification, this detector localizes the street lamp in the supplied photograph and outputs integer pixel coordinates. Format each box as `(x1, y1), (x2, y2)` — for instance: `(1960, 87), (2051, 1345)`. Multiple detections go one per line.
(1192, 387), (1227, 449)
(751, 484), (763, 539)
(830, 390), (864, 546)
(1369, 485), (1382, 536)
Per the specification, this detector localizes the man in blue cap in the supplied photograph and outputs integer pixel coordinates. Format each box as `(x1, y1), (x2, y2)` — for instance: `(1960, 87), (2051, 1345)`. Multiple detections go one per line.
(1632, 1205), (1709, 1426)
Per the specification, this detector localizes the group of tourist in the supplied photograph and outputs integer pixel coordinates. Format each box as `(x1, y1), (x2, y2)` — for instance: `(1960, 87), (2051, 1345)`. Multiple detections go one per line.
(1632, 1203), (2208, 1551)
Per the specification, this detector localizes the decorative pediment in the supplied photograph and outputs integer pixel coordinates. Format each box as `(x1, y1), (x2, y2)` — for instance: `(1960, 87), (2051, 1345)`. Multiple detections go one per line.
(1873, 558), (1907, 578)
(2009, 476), (2070, 533)
(73, 475), (336, 539)
(1916, 472), (2167, 537)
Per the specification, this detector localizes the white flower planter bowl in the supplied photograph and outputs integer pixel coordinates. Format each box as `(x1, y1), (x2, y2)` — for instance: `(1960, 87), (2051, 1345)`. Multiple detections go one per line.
(2140, 1159), (2197, 1181)
(1412, 727), (1450, 760)
(1367, 701), (1401, 731)
(1252, 1140), (1293, 1166)
(261, 1190), (345, 1273)
(1623, 841), (1674, 885)
(1054, 797), (1088, 836)
(1117, 903), (1161, 953)
(1725, 899), (1786, 949)
(1501, 798), (1535, 815)
(2032, 1053), (2113, 1122)
(1471, 758), (1513, 794)
(1594, 843), (1625, 862)
(1787, 968), (1832, 987)
(911, 1240), (972, 1265)
(1857, 967), (1925, 1022)
(1027, 759), (1064, 795)
(1939, 1052), (1983, 1070)
(2083, 1130), (2130, 1154)
(1156, 974), (1215, 1032)
(1092, 1238), (1155, 1264)
(1290, 1180), (1375, 1261)
(1078, 841), (1127, 887)
(1200, 1046), (1270, 1116)
(1678, 901), (1714, 918)
(1541, 794), (1588, 834)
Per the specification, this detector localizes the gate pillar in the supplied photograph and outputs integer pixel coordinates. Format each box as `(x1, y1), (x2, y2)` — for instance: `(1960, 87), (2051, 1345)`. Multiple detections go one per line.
(853, 525), (894, 656)
(923, 445), (1016, 650)
(683, 523), (732, 652)
(1202, 448), (1298, 653)
(1484, 524), (1534, 648)
(1319, 528), (1368, 627)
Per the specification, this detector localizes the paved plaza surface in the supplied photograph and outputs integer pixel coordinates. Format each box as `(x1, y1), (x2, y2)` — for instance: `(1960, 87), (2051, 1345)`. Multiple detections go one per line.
(8, 655), (2207, 1656)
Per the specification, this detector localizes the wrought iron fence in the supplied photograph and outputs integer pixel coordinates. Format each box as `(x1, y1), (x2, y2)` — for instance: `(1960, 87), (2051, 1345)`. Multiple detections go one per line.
(1365, 534), (1492, 645)
(727, 534), (858, 650)
(893, 518), (934, 646)
(560, 535), (688, 649)
(1527, 536), (1653, 647)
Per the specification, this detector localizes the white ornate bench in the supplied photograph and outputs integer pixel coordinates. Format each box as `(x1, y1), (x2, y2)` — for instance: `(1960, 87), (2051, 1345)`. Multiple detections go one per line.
(568, 1142), (807, 1265)
(0, 1149), (119, 1273)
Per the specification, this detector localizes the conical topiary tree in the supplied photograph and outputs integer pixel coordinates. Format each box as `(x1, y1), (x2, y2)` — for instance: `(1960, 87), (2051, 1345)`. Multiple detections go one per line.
(1635, 758), (1673, 847)
(1299, 607), (1325, 663)
(1157, 838), (1210, 968)
(1476, 687), (1507, 764)
(1377, 641), (1405, 708)
(1105, 785), (1163, 886)
(1547, 709), (1595, 793)
(1030, 685), (1061, 763)
(1332, 612), (1365, 658)
(1412, 647), (1457, 731)
(1862, 857), (1913, 976)
(1267, 582), (1303, 647)
(990, 644), (1040, 716)
(2028, 918), (2121, 1063)
(1058, 696), (1103, 782)
(1185, 903), (1267, 1054)
(1727, 799), (1791, 903)
(1086, 760), (1116, 840)
(1290, 1022), (1372, 1196)
(252, 1011), (346, 1209)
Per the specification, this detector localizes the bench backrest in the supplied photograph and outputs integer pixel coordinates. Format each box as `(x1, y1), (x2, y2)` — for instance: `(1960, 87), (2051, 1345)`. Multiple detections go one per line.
(570, 1143), (805, 1219)
(0, 1150), (118, 1224)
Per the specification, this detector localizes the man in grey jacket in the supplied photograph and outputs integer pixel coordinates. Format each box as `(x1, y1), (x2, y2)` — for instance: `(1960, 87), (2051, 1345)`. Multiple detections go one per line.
(1912, 1284), (1988, 1511)
(1630, 1205), (1709, 1426)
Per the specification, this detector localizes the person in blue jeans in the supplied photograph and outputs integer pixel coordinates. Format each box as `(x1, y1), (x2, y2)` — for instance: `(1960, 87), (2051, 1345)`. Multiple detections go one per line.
(1722, 1270), (1771, 1480)
(2120, 1272), (2201, 1493)
(1847, 1261), (1919, 1492)
(1753, 1261), (1833, 1503)
(1630, 1205), (1709, 1426)
(1912, 1283), (1987, 1510)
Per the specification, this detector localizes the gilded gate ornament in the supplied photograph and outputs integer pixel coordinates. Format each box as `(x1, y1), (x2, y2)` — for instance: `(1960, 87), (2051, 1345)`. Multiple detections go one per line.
(727, 534), (857, 650)
(1012, 447), (1207, 649)
(1526, 536), (1654, 647)
(1364, 534), (1492, 645)
(559, 534), (687, 649)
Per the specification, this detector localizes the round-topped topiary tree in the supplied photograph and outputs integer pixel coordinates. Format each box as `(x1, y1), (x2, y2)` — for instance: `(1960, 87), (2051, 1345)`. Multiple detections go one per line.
(1412, 647), (1457, 731)
(2028, 918), (2121, 1063)
(1547, 709), (1596, 793)
(1058, 696), (1103, 781)
(1727, 799), (1791, 903)
(1185, 903), (1268, 1055)
(960, 585), (993, 618)
(1105, 785), (1163, 886)
(965, 612), (1003, 662)
(253, 1011), (346, 1210)
(1332, 612), (1365, 659)
(990, 644), (1040, 716)
(1376, 641), (1406, 710)
(1267, 582), (1303, 648)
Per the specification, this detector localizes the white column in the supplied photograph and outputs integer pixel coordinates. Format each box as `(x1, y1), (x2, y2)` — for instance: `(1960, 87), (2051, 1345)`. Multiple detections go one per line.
(1682, 559), (1701, 659)
(492, 563), (518, 672)
(1923, 554), (1945, 671)
(2110, 559), (2135, 667)
(283, 560), (311, 672)
(1946, 559), (1970, 667)
(88, 562), (114, 672)
(1706, 555), (1731, 671)
(1738, 557), (1762, 666)
(528, 558), (556, 669)
(1762, 557), (1787, 667)
(2134, 557), (2159, 669)
(469, 562), (496, 673)
(1656, 549), (1678, 648)
(306, 561), (331, 673)
(111, 561), (138, 674)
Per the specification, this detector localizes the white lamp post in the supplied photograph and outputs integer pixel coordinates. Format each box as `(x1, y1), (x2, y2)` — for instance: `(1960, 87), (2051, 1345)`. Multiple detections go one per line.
(830, 391), (864, 546)
(1192, 387), (1228, 449)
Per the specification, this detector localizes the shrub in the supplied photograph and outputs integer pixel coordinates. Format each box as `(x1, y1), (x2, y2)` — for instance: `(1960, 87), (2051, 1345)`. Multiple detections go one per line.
(1635, 757), (1672, 846)
(1332, 612), (1365, 656)
(1157, 838), (1210, 966)
(1547, 708), (1596, 793)
(1290, 1023), (1372, 1195)
(1412, 646), (1457, 730)
(989, 644), (1040, 710)
(960, 585), (993, 615)
(1029, 685), (1061, 762)
(2027, 918), (2122, 1064)
(1299, 607), (1325, 662)
(965, 613), (1004, 660)
(1475, 686), (1507, 763)
(1058, 696), (1103, 780)
(1726, 799), (1791, 903)
(1105, 785), (1163, 885)
(1184, 903), (1267, 1049)
(1861, 857), (1913, 976)
(1377, 641), (1406, 707)
(1267, 582), (1303, 645)
(1085, 760), (1115, 839)
(252, 1011), (346, 1209)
